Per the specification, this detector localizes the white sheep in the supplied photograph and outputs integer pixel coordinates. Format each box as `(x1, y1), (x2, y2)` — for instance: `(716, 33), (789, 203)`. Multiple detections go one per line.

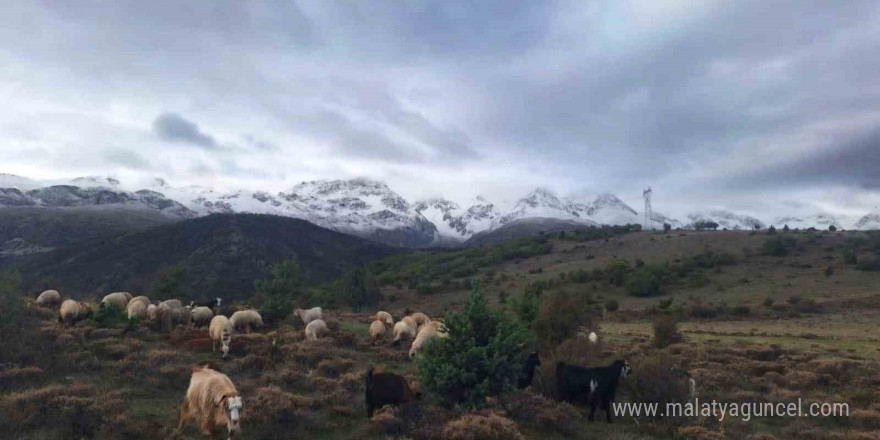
(293, 307), (322, 325)
(369, 320), (387, 343)
(170, 306), (193, 327)
(588, 331), (598, 343)
(128, 295), (151, 309)
(35, 289), (61, 307)
(101, 292), (130, 310)
(230, 310), (263, 333)
(191, 306), (214, 327)
(59, 299), (92, 325)
(374, 311), (393, 326)
(392, 319), (417, 345)
(209, 315), (234, 359)
(409, 321), (448, 360)
(410, 312), (430, 330)
(162, 299), (183, 309)
(304, 319), (329, 341)
(127, 301), (147, 321)
(147, 304), (158, 321)
(178, 365), (242, 439)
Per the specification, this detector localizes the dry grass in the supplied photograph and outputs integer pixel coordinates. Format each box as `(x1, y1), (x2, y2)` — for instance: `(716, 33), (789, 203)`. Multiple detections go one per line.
(3, 231), (880, 439)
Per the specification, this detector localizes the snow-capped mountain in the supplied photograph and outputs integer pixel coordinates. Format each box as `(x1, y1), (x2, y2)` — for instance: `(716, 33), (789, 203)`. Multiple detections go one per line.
(0, 177), (195, 218)
(854, 210), (880, 230)
(685, 211), (765, 230)
(772, 213), (841, 230)
(23, 173), (877, 247)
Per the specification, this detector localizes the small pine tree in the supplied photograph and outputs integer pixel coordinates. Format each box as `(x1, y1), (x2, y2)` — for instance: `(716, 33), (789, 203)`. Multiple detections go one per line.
(338, 267), (381, 312)
(663, 223), (672, 232)
(783, 224), (790, 232)
(768, 225), (777, 235)
(255, 259), (305, 323)
(829, 225), (837, 232)
(418, 286), (528, 407)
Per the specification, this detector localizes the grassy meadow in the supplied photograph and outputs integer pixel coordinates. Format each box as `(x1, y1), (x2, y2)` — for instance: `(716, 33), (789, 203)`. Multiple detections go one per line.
(2, 229), (879, 440)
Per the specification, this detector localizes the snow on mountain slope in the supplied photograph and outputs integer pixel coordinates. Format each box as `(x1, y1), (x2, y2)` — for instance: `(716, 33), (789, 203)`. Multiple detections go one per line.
(414, 196), (506, 242)
(494, 188), (598, 229)
(854, 210), (880, 230)
(772, 213), (841, 230)
(686, 210), (764, 230)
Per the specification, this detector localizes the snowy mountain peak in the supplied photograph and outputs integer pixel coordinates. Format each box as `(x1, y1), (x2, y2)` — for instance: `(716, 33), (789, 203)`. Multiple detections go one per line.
(69, 176), (121, 188)
(687, 210), (764, 230)
(773, 213), (841, 230)
(854, 209), (880, 230)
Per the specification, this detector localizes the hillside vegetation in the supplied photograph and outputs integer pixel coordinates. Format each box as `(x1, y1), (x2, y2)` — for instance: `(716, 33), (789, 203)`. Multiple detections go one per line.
(2, 228), (879, 440)
(15, 214), (396, 300)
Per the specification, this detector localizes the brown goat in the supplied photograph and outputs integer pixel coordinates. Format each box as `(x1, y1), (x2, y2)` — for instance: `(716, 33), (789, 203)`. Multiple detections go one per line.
(365, 368), (421, 418)
(178, 365), (243, 439)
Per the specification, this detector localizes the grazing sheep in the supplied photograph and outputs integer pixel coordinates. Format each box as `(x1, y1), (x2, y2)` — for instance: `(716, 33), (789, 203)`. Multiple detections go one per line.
(171, 306), (193, 327)
(36, 290), (61, 307)
(401, 316), (417, 331)
(59, 300), (91, 325)
(128, 295), (151, 309)
(293, 307), (322, 326)
(369, 320), (387, 344)
(410, 312), (430, 330)
(147, 304), (158, 321)
(374, 311), (393, 326)
(518, 351), (541, 389)
(191, 307), (214, 327)
(191, 298), (222, 309)
(556, 360), (631, 423)
(101, 292), (130, 310)
(230, 310), (263, 333)
(162, 299), (183, 309)
(588, 331), (598, 343)
(392, 320), (416, 345)
(409, 321), (448, 360)
(209, 316), (234, 360)
(365, 368), (421, 418)
(178, 365), (242, 439)
(127, 301), (147, 321)
(304, 319), (329, 341)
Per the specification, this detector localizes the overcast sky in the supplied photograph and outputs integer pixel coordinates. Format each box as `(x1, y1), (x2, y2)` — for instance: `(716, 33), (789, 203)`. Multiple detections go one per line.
(2, 1), (880, 222)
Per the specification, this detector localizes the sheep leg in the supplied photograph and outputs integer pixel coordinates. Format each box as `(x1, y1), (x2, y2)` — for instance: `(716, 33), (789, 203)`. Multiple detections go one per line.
(177, 399), (190, 430)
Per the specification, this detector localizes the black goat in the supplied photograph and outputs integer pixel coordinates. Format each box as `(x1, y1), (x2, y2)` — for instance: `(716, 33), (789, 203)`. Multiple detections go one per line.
(556, 360), (631, 423)
(518, 351), (541, 389)
(190, 298), (222, 309)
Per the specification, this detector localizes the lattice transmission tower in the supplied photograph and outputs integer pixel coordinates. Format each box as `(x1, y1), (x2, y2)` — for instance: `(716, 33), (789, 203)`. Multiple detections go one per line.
(643, 187), (653, 230)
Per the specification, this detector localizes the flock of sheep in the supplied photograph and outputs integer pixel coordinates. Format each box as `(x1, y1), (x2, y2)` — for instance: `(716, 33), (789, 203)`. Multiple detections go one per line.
(33, 288), (451, 438)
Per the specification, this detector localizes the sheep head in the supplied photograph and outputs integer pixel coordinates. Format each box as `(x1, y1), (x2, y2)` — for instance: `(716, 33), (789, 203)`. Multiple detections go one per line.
(217, 395), (242, 438)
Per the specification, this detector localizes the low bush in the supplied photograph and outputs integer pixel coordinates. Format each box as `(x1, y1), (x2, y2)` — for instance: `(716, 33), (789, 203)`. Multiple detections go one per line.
(441, 412), (525, 440)
(534, 289), (596, 347)
(652, 315), (682, 348)
(604, 299), (619, 312)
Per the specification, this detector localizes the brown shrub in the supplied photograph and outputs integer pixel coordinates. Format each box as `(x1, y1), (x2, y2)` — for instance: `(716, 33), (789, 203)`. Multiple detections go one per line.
(503, 392), (582, 435)
(340, 371), (365, 393)
(652, 314), (683, 348)
(628, 352), (693, 421)
(148, 349), (180, 367)
(441, 412), (524, 440)
(316, 358), (355, 378)
(676, 425), (724, 440)
(782, 370), (819, 388)
(0, 366), (43, 387)
(851, 409), (880, 430)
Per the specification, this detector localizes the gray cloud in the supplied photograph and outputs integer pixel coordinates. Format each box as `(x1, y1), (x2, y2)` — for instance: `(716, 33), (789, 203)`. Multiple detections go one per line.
(152, 113), (217, 148)
(1, 0), (880, 224)
(102, 148), (151, 170)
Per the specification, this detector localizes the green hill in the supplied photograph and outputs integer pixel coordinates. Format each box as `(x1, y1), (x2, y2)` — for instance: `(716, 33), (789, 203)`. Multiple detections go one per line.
(16, 213), (396, 300)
